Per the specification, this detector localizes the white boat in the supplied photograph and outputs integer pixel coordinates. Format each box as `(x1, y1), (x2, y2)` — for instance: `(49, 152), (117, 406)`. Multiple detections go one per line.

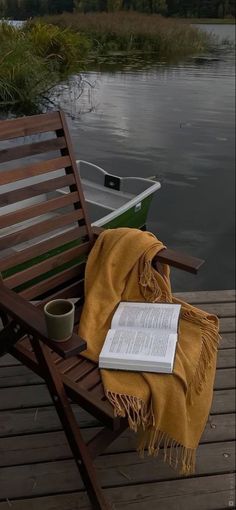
(76, 160), (161, 229)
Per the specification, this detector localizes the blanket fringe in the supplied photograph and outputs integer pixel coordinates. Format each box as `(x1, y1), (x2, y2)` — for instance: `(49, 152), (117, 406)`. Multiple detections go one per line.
(138, 426), (196, 475)
(139, 260), (172, 303)
(181, 310), (220, 403)
(106, 390), (154, 431)
(106, 390), (196, 475)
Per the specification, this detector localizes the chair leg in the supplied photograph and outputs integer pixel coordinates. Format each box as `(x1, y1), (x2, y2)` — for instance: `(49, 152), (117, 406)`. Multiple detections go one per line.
(31, 337), (111, 510)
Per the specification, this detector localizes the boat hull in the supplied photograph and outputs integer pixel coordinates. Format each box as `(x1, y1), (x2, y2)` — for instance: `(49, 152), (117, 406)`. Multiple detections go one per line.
(96, 194), (153, 230)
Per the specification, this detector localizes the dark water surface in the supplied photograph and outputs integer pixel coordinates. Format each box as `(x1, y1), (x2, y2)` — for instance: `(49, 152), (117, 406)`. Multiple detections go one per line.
(64, 24), (235, 292)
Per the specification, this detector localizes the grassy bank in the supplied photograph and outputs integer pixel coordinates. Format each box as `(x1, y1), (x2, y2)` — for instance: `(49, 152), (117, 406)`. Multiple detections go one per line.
(1, 13), (214, 115)
(0, 21), (89, 114)
(39, 12), (212, 57)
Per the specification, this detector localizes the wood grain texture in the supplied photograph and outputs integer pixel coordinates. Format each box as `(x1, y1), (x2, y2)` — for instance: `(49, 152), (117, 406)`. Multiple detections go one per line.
(0, 137), (67, 164)
(0, 209), (84, 251)
(0, 173), (75, 206)
(0, 474), (233, 510)
(0, 111), (61, 141)
(0, 442), (234, 500)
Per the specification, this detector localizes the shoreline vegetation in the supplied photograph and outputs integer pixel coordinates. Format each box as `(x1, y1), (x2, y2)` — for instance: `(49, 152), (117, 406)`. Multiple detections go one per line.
(0, 21), (89, 114)
(0, 12), (225, 115)
(39, 12), (212, 55)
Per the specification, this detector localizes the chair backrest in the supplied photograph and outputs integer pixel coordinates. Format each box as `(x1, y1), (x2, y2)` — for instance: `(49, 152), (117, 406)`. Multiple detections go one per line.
(0, 111), (93, 302)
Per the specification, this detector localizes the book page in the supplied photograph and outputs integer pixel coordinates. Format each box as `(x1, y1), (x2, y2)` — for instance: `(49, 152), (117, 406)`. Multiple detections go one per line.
(100, 329), (176, 362)
(111, 302), (181, 333)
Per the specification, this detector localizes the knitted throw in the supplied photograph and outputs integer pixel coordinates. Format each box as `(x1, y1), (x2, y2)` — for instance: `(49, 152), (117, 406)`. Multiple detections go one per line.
(79, 228), (219, 474)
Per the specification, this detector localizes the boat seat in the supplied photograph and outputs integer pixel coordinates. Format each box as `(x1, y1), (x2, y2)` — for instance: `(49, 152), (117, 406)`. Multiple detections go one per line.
(81, 179), (134, 210)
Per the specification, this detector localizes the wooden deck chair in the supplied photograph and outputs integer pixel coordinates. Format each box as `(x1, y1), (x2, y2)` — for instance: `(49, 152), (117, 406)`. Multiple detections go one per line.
(0, 111), (204, 510)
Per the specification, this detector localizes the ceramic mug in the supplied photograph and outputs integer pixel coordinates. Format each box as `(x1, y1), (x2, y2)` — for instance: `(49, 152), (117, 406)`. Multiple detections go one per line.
(44, 299), (75, 342)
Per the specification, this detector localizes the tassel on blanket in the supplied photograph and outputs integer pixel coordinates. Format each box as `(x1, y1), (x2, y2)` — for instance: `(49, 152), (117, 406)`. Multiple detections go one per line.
(106, 391), (154, 431)
(181, 310), (220, 403)
(137, 426), (196, 475)
(106, 390), (196, 475)
(139, 259), (172, 303)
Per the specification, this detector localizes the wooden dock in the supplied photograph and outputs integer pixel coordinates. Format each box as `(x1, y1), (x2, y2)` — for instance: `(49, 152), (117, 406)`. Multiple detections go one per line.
(0, 290), (235, 510)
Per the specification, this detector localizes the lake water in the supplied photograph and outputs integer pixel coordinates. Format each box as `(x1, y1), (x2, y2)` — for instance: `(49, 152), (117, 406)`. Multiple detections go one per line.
(65, 23), (235, 292)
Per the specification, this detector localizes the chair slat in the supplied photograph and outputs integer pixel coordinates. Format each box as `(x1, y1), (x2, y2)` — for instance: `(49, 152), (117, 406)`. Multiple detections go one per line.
(82, 369), (101, 390)
(0, 137), (67, 164)
(56, 357), (82, 374)
(0, 191), (80, 228)
(20, 264), (86, 299)
(4, 242), (89, 289)
(42, 279), (85, 302)
(0, 111), (61, 141)
(70, 360), (96, 380)
(59, 111), (93, 244)
(0, 226), (86, 272)
(0, 209), (84, 250)
(0, 155), (71, 185)
(0, 174), (75, 206)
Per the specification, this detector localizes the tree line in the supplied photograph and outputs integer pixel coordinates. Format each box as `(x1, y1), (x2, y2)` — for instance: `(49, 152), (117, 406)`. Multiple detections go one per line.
(0, 0), (235, 19)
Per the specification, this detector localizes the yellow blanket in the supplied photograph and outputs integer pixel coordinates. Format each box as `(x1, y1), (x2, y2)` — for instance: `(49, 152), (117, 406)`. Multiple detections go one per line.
(79, 228), (219, 474)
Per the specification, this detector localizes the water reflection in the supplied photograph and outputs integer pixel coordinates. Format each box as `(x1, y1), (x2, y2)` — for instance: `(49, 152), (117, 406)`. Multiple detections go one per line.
(67, 24), (235, 291)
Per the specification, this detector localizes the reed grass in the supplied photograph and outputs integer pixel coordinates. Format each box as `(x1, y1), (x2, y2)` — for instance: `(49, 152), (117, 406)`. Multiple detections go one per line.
(0, 13), (214, 114)
(40, 11), (212, 56)
(0, 21), (89, 114)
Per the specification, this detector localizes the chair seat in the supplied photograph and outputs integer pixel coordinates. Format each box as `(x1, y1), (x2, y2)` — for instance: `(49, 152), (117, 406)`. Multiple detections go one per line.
(13, 334), (117, 429)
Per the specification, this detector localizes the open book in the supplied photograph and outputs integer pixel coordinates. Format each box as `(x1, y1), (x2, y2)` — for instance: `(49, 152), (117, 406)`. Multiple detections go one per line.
(99, 301), (181, 373)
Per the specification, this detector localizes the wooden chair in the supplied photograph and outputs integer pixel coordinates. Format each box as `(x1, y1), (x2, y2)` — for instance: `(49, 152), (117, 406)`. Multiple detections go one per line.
(0, 111), (204, 510)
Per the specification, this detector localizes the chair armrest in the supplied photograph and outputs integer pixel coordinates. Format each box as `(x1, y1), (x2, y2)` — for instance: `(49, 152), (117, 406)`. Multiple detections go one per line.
(91, 226), (204, 274)
(153, 249), (204, 275)
(0, 283), (86, 359)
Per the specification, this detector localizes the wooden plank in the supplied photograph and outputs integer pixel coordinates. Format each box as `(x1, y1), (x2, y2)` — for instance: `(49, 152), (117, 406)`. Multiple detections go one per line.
(0, 354), (20, 367)
(219, 318), (235, 333)
(219, 333), (235, 349)
(217, 349), (235, 368)
(0, 474), (233, 510)
(196, 302), (235, 317)
(0, 137), (67, 165)
(0, 406), (99, 438)
(0, 191), (80, 229)
(105, 474), (235, 510)
(43, 280), (85, 302)
(20, 265), (85, 300)
(0, 174), (75, 207)
(154, 249), (204, 274)
(214, 368), (236, 389)
(0, 442), (234, 499)
(175, 290), (235, 304)
(0, 111), (61, 141)
(0, 225), (87, 273)
(0, 209), (84, 251)
(0, 365), (42, 388)
(0, 413), (234, 468)
(211, 389), (235, 414)
(0, 385), (52, 410)
(4, 243), (89, 290)
(0, 155), (71, 188)
(0, 381), (234, 414)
